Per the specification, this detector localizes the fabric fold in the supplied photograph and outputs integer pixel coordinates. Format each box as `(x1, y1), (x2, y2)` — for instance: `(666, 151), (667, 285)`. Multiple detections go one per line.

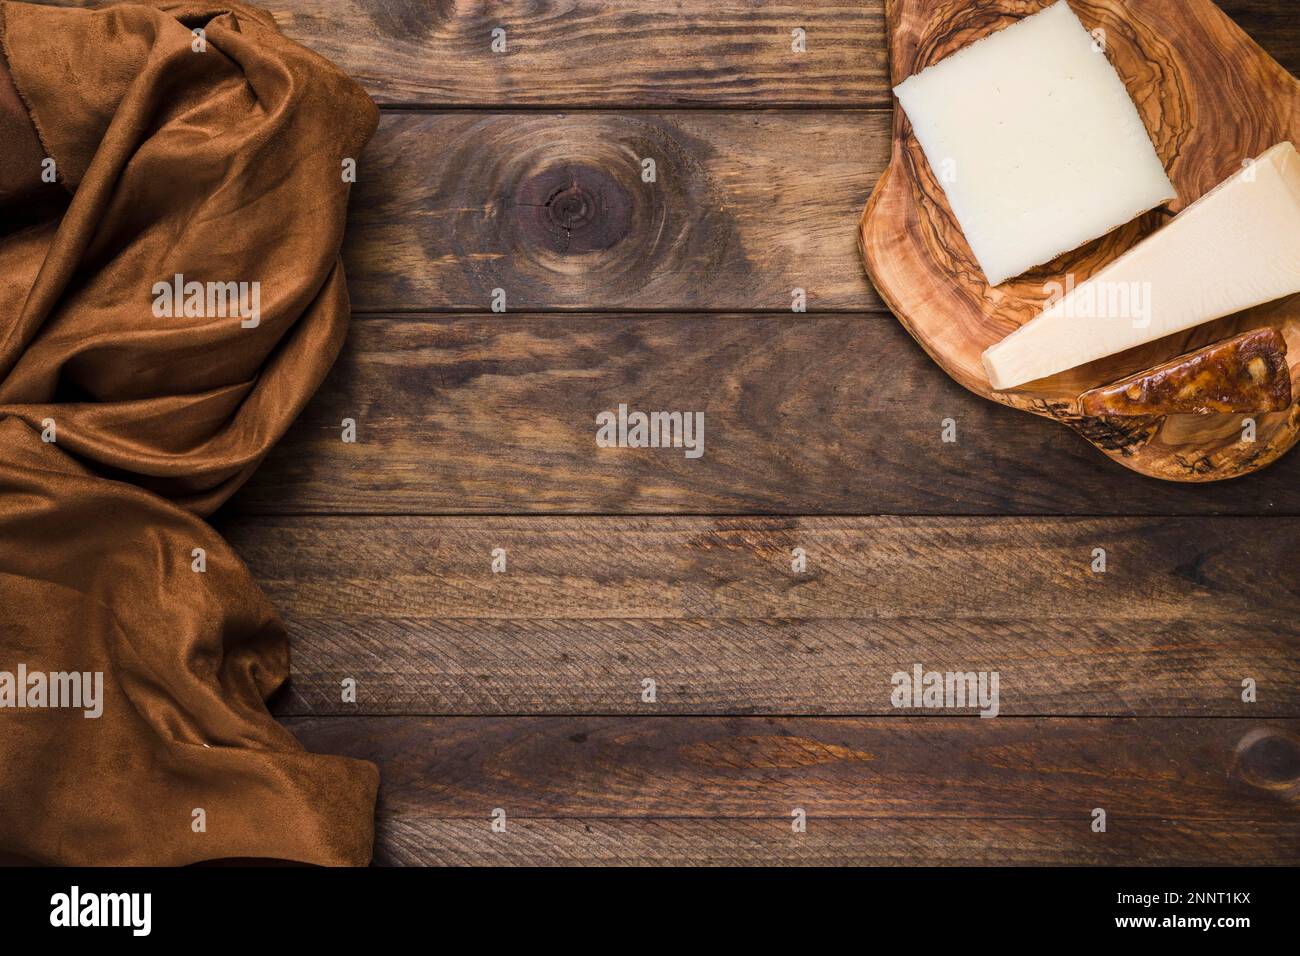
(0, 1), (380, 865)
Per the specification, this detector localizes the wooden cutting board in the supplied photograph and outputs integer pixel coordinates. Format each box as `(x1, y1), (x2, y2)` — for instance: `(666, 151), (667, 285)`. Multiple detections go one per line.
(859, 0), (1300, 481)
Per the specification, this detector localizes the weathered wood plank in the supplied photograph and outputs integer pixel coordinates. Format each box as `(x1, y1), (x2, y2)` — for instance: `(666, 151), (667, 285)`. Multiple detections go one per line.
(363, 815), (1300, 866)
(222, 515), (1300, 716)
(343, 112), (884, 312)
(39, 0), (1282, 108)
(225, 516), (1300, 623)
(268, 616), (1299, 717)
(284, 716), (1300, 865)
(269, 0), (889, 107)
(227, 315), (1300, 515)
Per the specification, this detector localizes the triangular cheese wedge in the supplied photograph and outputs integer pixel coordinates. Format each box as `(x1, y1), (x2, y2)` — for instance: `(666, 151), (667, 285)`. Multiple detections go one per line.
(983, 142), (1300, 391)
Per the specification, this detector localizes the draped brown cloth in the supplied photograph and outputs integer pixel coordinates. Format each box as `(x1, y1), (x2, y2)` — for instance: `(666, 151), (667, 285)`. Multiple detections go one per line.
(0, 1), (379, 864)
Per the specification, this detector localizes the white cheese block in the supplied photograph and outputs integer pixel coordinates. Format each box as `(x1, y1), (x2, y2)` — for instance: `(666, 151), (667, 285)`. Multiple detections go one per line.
(893, 0), (1176, 286)
(982, 142), (1300, 390)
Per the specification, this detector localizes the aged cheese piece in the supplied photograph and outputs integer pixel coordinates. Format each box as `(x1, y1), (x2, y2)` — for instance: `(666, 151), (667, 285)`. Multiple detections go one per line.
(893, 0), (1175, 286)
(983, 142), (1300, 390)
(1078, 328), (1292, 416)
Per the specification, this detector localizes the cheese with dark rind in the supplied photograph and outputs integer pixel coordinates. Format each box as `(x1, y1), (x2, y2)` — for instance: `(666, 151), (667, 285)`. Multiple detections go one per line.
(982, 142), (1300, 390)
(1078, 328), (1292, 416)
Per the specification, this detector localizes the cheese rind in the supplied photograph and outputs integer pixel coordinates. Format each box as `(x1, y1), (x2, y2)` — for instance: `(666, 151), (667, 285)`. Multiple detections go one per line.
(983, 142), (1300, 390)
(893, 1), (1175, 286)
(1077, 328), (1291, 416)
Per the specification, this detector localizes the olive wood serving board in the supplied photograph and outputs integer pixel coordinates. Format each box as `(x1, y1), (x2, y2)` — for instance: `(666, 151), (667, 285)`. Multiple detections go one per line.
(859, 0), (1300, 481)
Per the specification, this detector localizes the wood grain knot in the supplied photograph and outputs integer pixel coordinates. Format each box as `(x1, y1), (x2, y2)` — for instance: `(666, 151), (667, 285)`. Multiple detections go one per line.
(517, 165), (632, 254)
(1235, 728), (1300, 797)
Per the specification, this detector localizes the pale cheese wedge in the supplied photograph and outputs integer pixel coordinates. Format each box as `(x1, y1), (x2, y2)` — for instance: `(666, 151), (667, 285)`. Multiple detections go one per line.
(983, 142), (1300, 391)
(893, 0), (1176, 286)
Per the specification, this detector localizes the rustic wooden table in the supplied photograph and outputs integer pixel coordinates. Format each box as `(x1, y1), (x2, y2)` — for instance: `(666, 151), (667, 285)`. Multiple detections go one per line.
(211, 0), (1300, 865)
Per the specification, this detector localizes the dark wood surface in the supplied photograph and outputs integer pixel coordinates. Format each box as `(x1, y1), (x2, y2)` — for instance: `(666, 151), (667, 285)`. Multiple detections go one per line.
(286, 716), (1300, 865)
(231, 314), (1300, 515)
(340, 111), (884, 312)
(227, 515), (1300, 717)
(260, 0), (1298, 107)
(183, 0), (1300, 864)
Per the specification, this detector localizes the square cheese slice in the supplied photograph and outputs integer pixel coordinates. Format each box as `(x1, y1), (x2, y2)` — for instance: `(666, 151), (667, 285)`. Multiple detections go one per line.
(893, 0), (1176, 285)
(982, 142), (1300, 390)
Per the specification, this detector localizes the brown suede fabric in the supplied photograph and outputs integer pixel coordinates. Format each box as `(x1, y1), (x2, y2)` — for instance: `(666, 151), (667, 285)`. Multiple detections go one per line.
(0, 1), (379, 865)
